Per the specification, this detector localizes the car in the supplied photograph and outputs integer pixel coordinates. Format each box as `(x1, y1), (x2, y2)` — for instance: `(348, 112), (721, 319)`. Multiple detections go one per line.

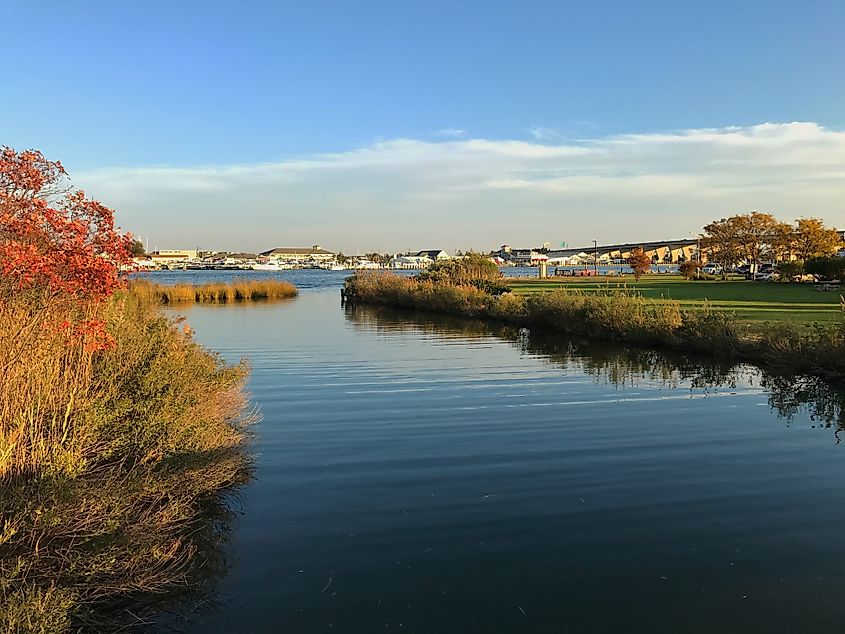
(701, 263), (722, 275)
(755, 270), (778, 282)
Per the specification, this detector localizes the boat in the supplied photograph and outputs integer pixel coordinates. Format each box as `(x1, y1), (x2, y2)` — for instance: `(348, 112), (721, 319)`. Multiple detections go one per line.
(252, 262), (292, 271)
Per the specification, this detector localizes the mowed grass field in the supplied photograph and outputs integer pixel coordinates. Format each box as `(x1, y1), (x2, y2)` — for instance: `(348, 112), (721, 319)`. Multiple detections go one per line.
(505, 275), (843, 323)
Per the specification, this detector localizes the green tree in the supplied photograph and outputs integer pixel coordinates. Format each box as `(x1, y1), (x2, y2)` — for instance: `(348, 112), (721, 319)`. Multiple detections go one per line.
(805, 257), (845, 281)
(129, 239), (146, 257)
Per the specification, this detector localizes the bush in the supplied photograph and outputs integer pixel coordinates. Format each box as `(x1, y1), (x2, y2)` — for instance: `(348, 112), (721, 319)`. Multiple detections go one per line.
(805, 257), (845, 281)
(679, 260), (702, 280)
(416, 253), (501, 285)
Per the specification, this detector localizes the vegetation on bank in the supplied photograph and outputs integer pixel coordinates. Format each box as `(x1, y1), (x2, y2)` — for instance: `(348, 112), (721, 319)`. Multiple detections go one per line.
(344, 271), (845, 380)
(1, 148), (254, 631)
(130, 278), (298, 304)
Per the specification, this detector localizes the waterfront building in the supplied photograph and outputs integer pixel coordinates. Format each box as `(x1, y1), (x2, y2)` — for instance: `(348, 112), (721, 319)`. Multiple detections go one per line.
(260, 245), (336, 264)
(392, 255), (433, 269)
(414, 250), (450, 261)
(149, 249), (200, 266)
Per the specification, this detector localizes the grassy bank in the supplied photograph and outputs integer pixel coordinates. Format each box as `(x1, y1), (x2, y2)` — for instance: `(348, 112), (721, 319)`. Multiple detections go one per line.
(130, 279), (298, 304)
(506, 276), (842, 323)
(344, 272), (845, 380)
(0, 288), (254, 632)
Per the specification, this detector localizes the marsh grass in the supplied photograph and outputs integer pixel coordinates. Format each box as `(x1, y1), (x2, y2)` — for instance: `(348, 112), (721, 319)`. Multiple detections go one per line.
(1, 288), (255, 632)
(130, 279), (298, 304)
(345, 272), (845, 380)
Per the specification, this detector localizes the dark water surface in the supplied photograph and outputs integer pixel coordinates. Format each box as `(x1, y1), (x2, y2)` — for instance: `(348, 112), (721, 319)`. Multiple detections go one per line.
(170, 286), (845, 633)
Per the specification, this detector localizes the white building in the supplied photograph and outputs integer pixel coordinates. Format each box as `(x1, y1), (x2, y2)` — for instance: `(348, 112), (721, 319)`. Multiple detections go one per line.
(260, 245), (335, 263)
(392, 255), (433, 269)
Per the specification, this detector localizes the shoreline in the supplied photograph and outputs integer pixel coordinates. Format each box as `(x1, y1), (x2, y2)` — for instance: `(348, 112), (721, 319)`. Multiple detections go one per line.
(343, 273), (845, 383)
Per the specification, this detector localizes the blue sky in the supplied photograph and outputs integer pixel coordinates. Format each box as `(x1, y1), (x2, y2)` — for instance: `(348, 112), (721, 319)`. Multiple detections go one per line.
(4, 0), (845, 251)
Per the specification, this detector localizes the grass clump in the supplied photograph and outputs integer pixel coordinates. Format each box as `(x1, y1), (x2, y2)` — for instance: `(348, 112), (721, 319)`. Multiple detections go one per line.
(0, 289), (254, 631)
(130, 279), (298, 304)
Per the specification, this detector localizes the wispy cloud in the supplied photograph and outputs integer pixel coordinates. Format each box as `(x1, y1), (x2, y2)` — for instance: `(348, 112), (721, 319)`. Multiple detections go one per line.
(75, 122), (845, 252)
(433, 128), (466, 138)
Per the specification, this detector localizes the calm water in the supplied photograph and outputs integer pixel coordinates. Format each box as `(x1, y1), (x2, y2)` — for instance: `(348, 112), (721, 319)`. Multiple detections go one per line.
(164, 280), (845, 633)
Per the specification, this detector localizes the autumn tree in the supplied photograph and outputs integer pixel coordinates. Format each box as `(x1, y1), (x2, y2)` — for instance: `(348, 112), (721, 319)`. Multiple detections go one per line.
(733, 212), (780, 278)
(627, 248), (652, 280)
(0, 147), (133, 349)
(679, 260), (702, 280)
(769, 221), (796, 263)
(700, 216), (742, 276)
(793, 217), (842, 263)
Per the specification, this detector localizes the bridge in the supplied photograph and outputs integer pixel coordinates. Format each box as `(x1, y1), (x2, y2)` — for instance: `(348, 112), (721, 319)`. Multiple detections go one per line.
(547, 238), (700, 264)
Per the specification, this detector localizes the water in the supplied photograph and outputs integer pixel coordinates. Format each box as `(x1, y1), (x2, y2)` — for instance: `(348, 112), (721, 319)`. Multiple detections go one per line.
(162, 282), (845, 633)
(131, 264), (603, 289)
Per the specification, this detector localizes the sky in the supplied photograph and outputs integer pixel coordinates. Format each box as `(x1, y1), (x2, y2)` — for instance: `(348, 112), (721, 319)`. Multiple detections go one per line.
(4, 0), (844, 253)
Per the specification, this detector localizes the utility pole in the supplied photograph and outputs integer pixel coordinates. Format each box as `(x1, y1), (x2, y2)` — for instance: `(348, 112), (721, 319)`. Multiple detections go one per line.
(593, 240), (598, 275)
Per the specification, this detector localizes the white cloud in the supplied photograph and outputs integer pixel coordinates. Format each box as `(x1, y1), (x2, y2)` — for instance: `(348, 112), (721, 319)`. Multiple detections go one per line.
(433, 128), (466, 138)
(74, 122), (845, 253)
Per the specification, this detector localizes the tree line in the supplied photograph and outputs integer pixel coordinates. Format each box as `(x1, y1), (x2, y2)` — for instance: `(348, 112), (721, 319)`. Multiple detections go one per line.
(699, 212), (843, 278)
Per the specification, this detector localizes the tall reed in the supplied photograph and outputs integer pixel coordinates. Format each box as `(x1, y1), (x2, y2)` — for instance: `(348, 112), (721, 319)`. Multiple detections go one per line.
(1, 288), (255, 631)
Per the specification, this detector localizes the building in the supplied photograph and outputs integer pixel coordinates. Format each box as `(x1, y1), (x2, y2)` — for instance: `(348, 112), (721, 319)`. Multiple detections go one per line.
(149, 249), (199, 266)
(415, 249), (450, 261)
(260, 245), (335, 263)
(391, 255), (433, 269)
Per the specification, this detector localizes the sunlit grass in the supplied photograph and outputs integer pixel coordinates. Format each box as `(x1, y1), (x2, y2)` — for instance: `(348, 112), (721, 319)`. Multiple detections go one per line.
(505, 276), (842, 322)
(129, 279), (298, 304)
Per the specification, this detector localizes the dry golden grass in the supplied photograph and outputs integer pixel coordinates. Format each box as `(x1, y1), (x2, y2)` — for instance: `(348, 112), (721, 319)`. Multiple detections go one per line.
(0, 288), (255, 631)
(129, 279), (298, 304)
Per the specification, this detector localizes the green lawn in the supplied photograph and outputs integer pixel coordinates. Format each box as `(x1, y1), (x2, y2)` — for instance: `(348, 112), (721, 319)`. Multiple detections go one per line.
(505, 275), (843, 323)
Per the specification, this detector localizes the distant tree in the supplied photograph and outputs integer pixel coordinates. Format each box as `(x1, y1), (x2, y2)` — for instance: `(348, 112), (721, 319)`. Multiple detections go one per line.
(700, 217), (742, 277)
(679, 260), (702, 280)
(335, 251), (349, 264)
(129, 239), (146, 257)
(733, 212), (780, 277)
(769, 222), (796, 262)
(793, 217), (842, 263)
(627, 248), (652, 280)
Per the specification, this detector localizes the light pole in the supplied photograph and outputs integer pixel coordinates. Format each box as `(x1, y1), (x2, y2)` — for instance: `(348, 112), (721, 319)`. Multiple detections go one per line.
(593, 240), (598, 275)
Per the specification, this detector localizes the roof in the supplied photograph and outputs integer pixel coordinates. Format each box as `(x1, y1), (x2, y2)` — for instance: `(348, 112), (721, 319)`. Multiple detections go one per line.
(415, 249), (448, 258)
(260, 247), (335, 256)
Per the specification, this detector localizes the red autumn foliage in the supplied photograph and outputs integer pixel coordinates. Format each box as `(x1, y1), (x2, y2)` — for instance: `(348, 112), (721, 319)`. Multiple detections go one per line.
(0, 147), (134, 349)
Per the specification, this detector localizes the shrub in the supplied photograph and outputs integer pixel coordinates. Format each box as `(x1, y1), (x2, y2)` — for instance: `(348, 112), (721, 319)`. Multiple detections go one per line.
(806, 257), (845, 281)
(776, 260), (804, 282)
(679, 260), (702, 280)
(416, 253), (501, 285)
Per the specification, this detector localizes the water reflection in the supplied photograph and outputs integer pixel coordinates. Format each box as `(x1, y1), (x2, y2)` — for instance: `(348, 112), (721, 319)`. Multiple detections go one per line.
(344, 303), (845, 435)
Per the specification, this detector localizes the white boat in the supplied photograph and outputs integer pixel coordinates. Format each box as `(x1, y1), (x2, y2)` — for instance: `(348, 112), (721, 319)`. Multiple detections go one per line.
(329, 264), (346, 271)
(252, 262), (292, 271)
